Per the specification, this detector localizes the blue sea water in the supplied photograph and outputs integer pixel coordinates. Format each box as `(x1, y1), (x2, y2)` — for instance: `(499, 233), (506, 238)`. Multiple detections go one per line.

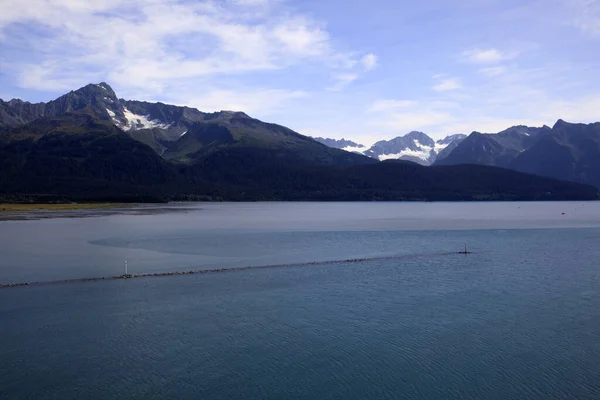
(1, 202), (600, 399)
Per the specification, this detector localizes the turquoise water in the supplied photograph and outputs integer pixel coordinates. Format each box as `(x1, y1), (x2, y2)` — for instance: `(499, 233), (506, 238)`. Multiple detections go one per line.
(2, 202), (600, 399)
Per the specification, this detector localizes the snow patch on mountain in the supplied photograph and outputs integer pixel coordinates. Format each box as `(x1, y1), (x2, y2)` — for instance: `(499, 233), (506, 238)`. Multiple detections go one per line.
(105, 108), (116, 118)
(120, 107), (171, 131)
(314, 132), (467, 165)
(434, 141), (450, 153)
(378, 148), (433, 162)
(342, 145), (367, 153)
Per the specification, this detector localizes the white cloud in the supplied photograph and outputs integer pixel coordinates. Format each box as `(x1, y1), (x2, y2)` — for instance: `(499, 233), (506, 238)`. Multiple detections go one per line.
(361, 59), (600, 141)
(234, 0), (271, 6)
(375, 111), (456, 132)
(272, 18), (331, 56)
(324, 53), (378, 90)
(462, 48), (511, 64)
(433, 77), (462, 92)
(478, 66), (507, 77)
(0, 0), (374, 94)
(185, 88), (308, 116)
(364, 85), (600, 141)
(327, 73), (360, 91)
(361, 53), (378, 71)
(367, 99), (459, 136)
(542, 94), (600, 122)
(571, 0), (600, 36)
(441, 117), (547, 135)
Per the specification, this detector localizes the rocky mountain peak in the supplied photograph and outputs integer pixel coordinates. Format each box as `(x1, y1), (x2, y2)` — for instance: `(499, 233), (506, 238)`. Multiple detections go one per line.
(437, 134), (467, 145)
(314, 131), (467, 165)
(44, 82), (122, 121)
(7, 99), (26, 106)
(404, 131), (435, 147)
(553, 119), (570, 129)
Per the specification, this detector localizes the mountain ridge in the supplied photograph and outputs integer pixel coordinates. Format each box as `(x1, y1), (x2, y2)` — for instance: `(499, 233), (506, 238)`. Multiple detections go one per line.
(313, 132), (467, 165)
(435, 120), (600, 189)
(1, 83), (373, 167)
(0, 82), (598, 202)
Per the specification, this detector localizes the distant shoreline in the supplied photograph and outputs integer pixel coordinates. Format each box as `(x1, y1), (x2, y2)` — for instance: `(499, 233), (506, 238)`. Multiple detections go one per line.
(0, 203), (128, 212)
(2, 198), (599, 214)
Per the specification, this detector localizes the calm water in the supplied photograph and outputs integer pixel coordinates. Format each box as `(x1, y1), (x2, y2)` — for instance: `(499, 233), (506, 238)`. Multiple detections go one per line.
(2, 202), (600, 399)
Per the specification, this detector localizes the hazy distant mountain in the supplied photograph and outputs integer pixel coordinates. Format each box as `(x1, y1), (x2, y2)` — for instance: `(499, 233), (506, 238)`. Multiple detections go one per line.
(435, 121), (600, 189)
(313, 132), (466, 165)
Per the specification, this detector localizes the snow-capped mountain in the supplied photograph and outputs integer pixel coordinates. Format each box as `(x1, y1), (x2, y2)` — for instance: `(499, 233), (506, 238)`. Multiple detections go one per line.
(312, 132), (467, 165)
(0, 82), (370, 166)
(0, 83), (255, 155)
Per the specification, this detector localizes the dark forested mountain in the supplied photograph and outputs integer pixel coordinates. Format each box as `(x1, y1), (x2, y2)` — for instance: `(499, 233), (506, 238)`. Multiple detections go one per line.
(435, 121), (600, 189)
(0, 114), (595, 203)
(313, 132), (466, 165)
(160, 113), (372, 166)
(0, 83), (597, 202)
(1, 83), (372, 166)
(181, 149), (598, 201)
(435, 125), (551, 167)
(510, 120), (600, 189)
(0, 114), (182, 202)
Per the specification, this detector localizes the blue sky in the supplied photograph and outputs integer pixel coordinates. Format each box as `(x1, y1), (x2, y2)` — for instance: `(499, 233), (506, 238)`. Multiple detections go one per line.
(0, 0), (599, 144)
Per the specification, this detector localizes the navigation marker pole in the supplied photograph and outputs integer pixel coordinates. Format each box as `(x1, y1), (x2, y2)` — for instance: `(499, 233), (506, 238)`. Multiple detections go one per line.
(125, 260), (128, 275)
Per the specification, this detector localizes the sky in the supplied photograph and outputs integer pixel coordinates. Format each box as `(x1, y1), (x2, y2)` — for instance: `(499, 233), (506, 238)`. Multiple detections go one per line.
(0, 0), (599, 145)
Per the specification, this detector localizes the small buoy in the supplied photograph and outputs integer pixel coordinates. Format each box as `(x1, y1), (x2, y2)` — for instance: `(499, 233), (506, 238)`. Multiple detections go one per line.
(458, 244), (472, 254)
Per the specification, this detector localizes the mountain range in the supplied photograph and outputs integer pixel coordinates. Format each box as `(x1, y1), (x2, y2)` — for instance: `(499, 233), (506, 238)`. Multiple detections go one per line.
(315, 120), (600, 190)
(0, 83), (597, 202)
(313, 132), (467, 165)
(0, 83), (367, 167)
(434, 122), (600, 189)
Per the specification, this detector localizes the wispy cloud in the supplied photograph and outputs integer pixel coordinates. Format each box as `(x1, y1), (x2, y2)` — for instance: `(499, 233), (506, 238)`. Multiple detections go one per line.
(478, 66), (507, 77)
(375, 111), (456, 132)
(233, 0), (271, 6)
(361, 53), (378, 71)
(570, 0), (600, 36)
(433, 77), (462, 92)
(368, 99), (416, 113)
(327, 73), (360, 91)
(185, 88), (308, 116)
(542, 94), (600, 122)
(1, 0), (599, 146)
(364, 65), (600, 141)
(0, 0), (375, 97)
(462, 48), (513, 64)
